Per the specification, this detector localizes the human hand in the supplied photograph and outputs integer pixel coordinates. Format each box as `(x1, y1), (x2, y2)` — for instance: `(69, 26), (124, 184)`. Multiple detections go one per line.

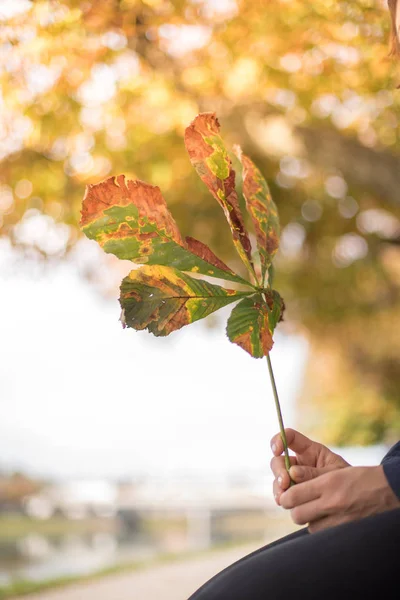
(279, 464), (400, 533)
(270, 428), (349, 506)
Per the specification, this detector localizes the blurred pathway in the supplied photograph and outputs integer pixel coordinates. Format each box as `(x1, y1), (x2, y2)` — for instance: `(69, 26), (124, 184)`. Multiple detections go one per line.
(19, 541), (272, 600)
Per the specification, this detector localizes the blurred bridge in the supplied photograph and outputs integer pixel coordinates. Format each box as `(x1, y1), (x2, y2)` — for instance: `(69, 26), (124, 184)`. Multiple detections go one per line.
(116, 475), (278, 548)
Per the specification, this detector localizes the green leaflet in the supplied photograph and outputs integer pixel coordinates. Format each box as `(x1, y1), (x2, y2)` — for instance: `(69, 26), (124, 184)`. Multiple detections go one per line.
(80, 174), (250, 286)
(226, 292), (284, 358)
(233, 145), (280, 285)
(184, 113), (254, 276)
(120, 265), (253, 337)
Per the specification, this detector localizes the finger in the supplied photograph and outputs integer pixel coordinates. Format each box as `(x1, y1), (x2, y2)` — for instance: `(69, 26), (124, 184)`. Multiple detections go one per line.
(270, 433), (284, 456)
(270, 456), (297, 478)
(276, 468), (291, 492)
(273, 479), (282, 505)
(290, 499), (325, 526)
(289, 465), (329, 483)
(280, 479), (320, 509)
(270, 428), (315, 458)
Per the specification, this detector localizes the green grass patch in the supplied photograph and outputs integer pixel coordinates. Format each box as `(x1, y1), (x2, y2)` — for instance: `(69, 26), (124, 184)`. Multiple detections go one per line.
(0, 516), (115, 541)
(0, 537), (266, 599)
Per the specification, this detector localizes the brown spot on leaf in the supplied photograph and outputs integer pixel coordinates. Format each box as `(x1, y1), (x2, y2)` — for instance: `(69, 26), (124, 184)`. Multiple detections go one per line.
(264, 290), (274, 310)
(266, 231), (279, 256)
(185, 236), (234, 274)
(233, 332), (254, 355)
(279, 299), (286, 322)
(260, 326), (274, 355)
(234, 327), (273, 356)
(163, 301), (190, 335)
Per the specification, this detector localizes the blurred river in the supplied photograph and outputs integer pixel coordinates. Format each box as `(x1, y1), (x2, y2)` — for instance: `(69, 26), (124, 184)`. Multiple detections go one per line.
(0, 510), (285, 586)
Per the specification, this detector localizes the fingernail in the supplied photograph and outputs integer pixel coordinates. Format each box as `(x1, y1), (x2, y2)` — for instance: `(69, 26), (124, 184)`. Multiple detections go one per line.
(271, 443), (277, 454)
(277, 475), (283, 486)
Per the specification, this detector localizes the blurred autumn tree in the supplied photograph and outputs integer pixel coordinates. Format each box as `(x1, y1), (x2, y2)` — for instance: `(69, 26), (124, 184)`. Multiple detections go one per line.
(0, 471), (42, 508)
(1, 0), (400, 445)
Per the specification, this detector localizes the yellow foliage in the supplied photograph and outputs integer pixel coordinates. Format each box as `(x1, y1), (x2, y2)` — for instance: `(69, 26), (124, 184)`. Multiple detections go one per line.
(1, 0), (400, 443)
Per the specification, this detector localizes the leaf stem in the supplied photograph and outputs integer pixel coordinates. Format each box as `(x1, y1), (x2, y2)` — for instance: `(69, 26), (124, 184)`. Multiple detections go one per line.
(266, 353), (294, 485)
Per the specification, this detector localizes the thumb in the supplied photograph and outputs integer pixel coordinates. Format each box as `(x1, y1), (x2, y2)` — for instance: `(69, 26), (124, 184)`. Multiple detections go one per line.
(289, 465), (326, 483)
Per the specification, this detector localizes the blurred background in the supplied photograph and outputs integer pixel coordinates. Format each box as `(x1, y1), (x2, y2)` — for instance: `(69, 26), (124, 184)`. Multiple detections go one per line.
(1, 0), (400, 597)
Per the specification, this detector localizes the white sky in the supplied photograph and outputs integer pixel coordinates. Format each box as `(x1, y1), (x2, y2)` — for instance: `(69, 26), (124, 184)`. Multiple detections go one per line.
(0, 244), (310, 481)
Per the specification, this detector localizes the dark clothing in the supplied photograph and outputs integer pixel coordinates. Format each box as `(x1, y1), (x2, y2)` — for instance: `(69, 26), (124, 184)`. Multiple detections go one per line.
(188, 508), (400, 599)
(188, 441), (400, 599)
(382, 440), (400, 499)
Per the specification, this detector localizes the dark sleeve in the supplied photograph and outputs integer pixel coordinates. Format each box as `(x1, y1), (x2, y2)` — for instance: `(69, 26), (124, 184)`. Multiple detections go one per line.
(381, 441), (400, 500)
